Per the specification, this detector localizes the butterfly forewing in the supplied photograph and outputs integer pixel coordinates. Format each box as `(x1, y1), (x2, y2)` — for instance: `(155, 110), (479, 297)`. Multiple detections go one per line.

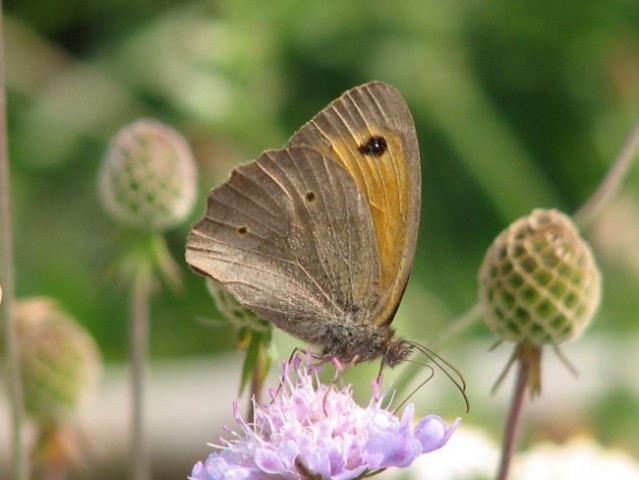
(186, 145), (382, 344)
(288, 81), (421, 326)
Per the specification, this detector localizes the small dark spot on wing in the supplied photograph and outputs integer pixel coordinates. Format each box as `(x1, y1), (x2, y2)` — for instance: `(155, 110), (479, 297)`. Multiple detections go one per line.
(358, 136), (387, 157)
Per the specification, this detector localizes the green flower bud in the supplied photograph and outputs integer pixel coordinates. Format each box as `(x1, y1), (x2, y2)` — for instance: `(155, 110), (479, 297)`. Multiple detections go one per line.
(99, 119), (197, 231)
(14, 298), (102, 424)
(205, 278), (270, 334)
(478, 209), (602, 346)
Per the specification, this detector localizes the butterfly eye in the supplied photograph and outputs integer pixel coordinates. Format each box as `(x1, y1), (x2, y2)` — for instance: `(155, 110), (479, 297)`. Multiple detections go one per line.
(358, 136), (388, 157)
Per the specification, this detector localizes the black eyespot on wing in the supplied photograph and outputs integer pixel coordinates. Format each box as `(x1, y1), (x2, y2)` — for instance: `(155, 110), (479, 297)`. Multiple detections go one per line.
(358, 136), (387, 157)
(237, 225), (248, 236)
(305, 191), (316, 202)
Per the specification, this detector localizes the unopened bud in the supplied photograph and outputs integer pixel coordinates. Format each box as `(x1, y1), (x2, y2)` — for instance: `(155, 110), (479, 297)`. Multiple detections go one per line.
(99, 119), (197, 231)
(478, 209), (601, 346)
(14, 298), (102, 424)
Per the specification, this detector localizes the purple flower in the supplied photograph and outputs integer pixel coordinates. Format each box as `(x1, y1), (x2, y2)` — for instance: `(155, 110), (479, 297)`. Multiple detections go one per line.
(190, 354), (460, 480)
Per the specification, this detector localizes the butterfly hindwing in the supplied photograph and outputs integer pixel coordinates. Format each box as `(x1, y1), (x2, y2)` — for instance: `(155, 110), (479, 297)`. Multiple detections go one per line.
(186, 145), (382, 343)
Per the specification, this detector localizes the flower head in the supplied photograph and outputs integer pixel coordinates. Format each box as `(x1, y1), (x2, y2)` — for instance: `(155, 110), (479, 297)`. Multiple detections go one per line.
(7, 298), (102, 475)
(98, 118), (197, 231)
(12, 297), (102, 423)
(190, 354), (460, 480)
(478, 209), (601, 346)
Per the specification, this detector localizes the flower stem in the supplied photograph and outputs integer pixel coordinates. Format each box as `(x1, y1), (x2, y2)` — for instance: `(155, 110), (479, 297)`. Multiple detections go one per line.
(131, 266), (151, 480)
(246, 338), (270, 422)
(0, 4), (29, 479)
(573, 115), (639, 228)
(496, 344), (533, 480)
(430, 302), (484, 350)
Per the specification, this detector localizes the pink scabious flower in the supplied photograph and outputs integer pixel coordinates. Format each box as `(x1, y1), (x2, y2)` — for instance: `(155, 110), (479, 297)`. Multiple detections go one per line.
(190, 354), (461, 480)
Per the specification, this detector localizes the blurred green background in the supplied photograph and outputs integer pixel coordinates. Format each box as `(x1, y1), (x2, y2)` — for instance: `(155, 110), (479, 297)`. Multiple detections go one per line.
(2, 0), (639, 478)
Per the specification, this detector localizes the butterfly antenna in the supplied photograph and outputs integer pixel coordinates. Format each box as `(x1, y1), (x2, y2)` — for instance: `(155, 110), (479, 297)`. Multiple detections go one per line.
(404, 340), (470, 413)
(391, 360), (435, 414)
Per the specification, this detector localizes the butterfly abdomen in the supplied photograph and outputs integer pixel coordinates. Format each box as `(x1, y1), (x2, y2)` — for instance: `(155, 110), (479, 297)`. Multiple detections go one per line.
(318, 319), (401, 364)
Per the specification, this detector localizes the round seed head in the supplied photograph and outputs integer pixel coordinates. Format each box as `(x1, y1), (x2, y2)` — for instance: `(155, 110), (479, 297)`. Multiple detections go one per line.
(478, 209), (601, 346)
(99, 119), (197, 231)
(13, 298), (102, 424)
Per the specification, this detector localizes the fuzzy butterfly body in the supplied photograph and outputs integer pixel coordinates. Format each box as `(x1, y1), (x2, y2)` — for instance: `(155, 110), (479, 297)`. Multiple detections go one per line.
(186, 81), (421, 367)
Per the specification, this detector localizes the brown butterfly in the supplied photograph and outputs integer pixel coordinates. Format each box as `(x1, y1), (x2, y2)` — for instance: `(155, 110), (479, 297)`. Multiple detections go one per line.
(186, 81), (421, 368)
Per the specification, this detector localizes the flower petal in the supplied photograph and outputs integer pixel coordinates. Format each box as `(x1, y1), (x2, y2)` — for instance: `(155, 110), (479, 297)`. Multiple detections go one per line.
(415, 415), (461, 453)
(254, 448), (286, 474)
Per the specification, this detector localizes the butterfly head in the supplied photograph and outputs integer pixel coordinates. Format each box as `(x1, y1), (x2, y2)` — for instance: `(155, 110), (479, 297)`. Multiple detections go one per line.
(382, 338), (414, 368)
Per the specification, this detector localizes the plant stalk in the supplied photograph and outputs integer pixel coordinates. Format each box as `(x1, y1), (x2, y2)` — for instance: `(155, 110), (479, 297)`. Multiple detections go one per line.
(131, 267), (151, 480)
(574, 115), (639, 227)
(0, 2), (29, 478)
(496, 345), (532, 480)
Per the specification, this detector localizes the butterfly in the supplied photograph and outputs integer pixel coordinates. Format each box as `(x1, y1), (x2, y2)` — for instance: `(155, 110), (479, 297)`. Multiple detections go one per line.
(186, 81), (421, 368)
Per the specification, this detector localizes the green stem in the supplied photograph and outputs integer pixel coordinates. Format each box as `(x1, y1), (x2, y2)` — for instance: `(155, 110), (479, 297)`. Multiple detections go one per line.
(0, 2), (29, 478)
(430, 302), (484, 351)
(573, 115), (639, 228)
(131, 266), (151, 480)
(246, 340), (267, 422)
